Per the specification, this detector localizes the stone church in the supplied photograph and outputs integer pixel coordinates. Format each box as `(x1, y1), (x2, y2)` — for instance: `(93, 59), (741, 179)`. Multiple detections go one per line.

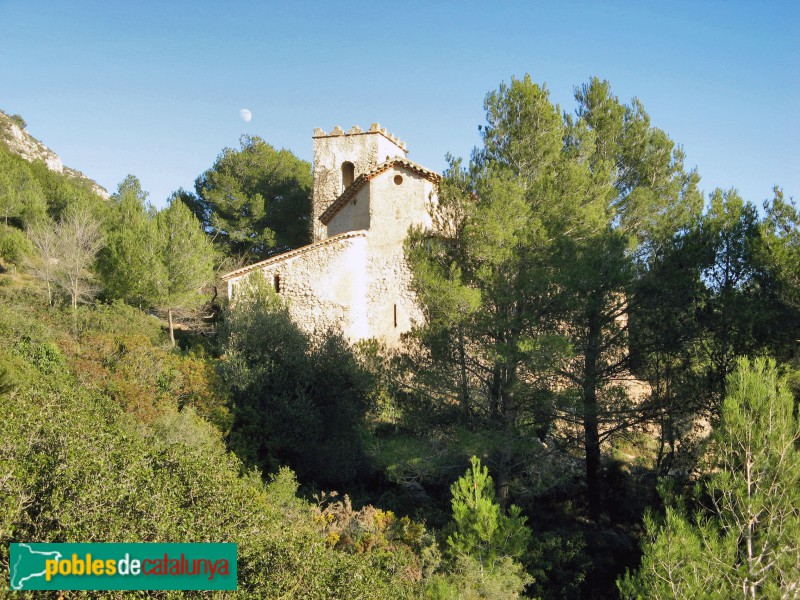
(221, 124), (440, 347)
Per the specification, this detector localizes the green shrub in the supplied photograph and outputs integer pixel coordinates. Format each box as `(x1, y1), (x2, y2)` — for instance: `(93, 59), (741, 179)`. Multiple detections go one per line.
(0, 224), (33, 266)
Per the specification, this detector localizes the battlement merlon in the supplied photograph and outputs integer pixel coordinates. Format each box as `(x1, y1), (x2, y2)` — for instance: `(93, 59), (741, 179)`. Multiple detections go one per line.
(312, 123), (408, 153)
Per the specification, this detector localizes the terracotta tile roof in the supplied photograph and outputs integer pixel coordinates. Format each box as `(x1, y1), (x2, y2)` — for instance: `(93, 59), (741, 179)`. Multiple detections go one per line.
(221, 230), (368, 281)
(319, 158), (441, 225)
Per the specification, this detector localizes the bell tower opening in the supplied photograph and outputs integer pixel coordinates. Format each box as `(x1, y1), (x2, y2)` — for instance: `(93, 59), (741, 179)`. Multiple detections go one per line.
(341, 161), (355, 191)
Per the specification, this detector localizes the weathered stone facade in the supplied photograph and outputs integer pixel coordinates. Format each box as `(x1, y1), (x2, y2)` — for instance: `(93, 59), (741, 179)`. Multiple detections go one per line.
(222, 124), (439, 348)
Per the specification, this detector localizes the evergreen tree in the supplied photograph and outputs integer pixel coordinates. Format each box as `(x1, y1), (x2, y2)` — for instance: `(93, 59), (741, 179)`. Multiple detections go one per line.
(98, 175), (163, 307)
(760, 188), (800, 312)
(186, 135), (312, 262)
(552, 78), (701, 518)
(406, 77), (579, 506)
(619, 357), (800, 599)
(0, 151), (47, 227)
(447, 456), (530, 566)
(154, 198), (214, 346)
(426, 456), (532, 599)
(407, 75), (701, 517)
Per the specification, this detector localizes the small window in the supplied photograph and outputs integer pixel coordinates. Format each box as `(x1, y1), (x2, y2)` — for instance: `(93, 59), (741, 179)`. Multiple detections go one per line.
(393, 174), (403, 185)
(342, 161), (355, 190)
(393, 304), (398, 328)
(273, 274), (281, 294)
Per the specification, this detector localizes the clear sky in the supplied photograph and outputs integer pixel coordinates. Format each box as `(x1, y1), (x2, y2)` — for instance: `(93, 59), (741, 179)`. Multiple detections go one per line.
(1, 1), (797, 209)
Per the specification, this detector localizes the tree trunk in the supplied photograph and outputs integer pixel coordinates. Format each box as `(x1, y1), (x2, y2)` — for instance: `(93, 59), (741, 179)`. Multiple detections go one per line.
(458, 324), (470, 423)
(583, 314), (603, 521)
(489, 365), (501, 423)
(168, 308), (175, 347)
(495, 459), (511, 511)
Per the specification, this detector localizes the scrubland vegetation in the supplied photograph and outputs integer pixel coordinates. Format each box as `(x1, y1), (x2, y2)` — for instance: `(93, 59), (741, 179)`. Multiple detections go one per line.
(0, 76), (798, 598)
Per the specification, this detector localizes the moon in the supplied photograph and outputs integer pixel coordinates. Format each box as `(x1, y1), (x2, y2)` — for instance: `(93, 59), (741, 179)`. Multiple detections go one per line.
(239, 108), (252, 123)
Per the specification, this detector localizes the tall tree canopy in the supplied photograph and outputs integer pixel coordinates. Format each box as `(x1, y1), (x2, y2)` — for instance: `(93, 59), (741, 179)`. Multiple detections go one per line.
(154, 198), (215, 346)
(406, 75), (702, 517)
(97, 175), (163, 307)
(184, 135), (312, 262)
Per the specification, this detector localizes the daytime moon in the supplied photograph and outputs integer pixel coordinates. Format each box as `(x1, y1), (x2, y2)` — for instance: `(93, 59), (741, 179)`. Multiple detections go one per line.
(239, 108), (252, 122)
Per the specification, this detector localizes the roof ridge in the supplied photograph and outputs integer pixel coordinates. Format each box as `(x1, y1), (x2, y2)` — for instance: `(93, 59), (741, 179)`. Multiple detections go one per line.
(221, 230), (369, 281)
(319, 157), (441, 225)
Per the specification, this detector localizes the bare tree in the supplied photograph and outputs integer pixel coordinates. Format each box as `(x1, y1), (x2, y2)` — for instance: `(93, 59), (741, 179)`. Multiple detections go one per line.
(54, 208), (104, 310)
(25, 219), (59, 306)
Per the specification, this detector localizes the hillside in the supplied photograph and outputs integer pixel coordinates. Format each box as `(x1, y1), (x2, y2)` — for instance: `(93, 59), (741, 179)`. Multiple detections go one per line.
(1, 75), (798, 598)
(0, 109), (108, 199)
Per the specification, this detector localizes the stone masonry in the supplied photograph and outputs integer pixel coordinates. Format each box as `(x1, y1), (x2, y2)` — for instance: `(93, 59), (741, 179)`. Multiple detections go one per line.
(222, 124), (440, 348)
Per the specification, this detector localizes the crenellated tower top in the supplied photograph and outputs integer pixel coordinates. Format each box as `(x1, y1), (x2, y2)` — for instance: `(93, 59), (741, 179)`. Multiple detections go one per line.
(312, 123), (408, 152)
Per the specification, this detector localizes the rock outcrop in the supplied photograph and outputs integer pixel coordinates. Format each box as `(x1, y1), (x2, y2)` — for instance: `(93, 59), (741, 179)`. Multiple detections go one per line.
(0, 109), (108, 198)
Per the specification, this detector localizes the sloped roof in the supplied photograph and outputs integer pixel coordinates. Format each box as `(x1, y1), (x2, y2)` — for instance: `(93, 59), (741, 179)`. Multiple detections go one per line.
(319, 157), (441, 225)
(221, 230), (368, 281)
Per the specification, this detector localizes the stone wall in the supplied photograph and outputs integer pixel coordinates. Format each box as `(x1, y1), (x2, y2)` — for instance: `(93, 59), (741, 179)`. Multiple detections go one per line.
(327, 185), (371, 237)
(226, 232), (370, 342)
(366, 167), (435, 248)
(364, 248), (424, 348)
(361, 167), (434, 347)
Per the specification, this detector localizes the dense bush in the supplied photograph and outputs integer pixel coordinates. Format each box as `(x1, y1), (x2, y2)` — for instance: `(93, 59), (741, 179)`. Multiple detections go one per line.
(218, 282), (372, 486)
(0, 279), (423, 598)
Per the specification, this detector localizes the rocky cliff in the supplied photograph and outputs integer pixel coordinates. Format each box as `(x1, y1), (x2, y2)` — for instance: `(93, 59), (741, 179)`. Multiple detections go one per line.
(0, 109), (108, 198)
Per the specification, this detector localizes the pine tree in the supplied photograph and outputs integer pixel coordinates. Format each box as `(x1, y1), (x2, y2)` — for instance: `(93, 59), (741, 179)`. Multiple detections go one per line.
(619, 357), (800, 599)
(447, 456), (531, 567)
(154, 198), (214, 346)
(98, 175), (164, 307)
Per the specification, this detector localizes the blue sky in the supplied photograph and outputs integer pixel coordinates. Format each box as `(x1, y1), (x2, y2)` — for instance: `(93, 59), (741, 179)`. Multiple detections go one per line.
(1, 1), (797, 209)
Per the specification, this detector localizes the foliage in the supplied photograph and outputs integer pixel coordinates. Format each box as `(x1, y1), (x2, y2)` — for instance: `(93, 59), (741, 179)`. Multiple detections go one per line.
(154, 197), (215, 344)
(97, 175), (163, 307)
(446, 457), (530, 566)
(0, 149), (47, 228)
(9, 113), (26, 129)
(526, 529), (590, 600)
(313, 491), (436, 577)
(0, 224), (33, 266)
(218, 278), (372, 486)
(619, 357), (800, 599)
(426, 555), (533, 600)
(761, 187), (800, 310)
(184, 135), (312, 262)
(405, 74), (703, 520)
(155, 197), (215, 308)
(424, 457), (532, 599)
(631, 187), (800, 475)
(0, 276), (423, 598)
(0, 141), (107, 224)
